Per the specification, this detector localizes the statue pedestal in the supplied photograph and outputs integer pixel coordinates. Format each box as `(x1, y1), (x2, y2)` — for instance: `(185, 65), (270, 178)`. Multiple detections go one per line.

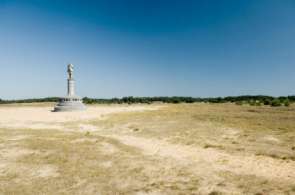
(54, 96), (86, 112)
(67, 79), (75, 96)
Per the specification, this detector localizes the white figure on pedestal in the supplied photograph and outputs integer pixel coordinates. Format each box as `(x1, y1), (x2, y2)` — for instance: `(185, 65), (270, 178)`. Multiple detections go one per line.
(67, 64), (75, 96)
(54, 63), (86, 112)
(68, 64), (74, 79)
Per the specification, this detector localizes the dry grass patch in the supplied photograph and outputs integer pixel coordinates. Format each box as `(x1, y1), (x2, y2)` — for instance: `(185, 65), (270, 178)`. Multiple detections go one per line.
(1, 103), (295, 194)
(0, 127), (201, 194)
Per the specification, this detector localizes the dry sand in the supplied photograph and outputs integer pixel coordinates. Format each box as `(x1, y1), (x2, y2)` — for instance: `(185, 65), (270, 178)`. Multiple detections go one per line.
(0, 104), (159, 130)
(0, 103), (295, 195)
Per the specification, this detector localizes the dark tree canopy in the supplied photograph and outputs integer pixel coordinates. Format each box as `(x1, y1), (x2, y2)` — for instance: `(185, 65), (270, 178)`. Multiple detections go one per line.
(1, 96), (294, 107)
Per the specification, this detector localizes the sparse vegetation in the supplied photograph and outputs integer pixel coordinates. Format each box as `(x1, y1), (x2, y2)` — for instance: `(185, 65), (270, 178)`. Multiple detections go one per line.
(271, 99), (281, 107)
(0, 103), (295, 194)
(284, 99), (290, 107)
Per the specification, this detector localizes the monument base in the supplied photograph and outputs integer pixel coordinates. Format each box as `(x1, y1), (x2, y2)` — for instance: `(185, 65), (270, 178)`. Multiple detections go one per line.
(53, 96), (86, 112)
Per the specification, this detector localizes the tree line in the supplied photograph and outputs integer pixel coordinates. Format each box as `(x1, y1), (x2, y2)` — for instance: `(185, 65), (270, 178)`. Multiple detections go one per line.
(0, 96), (294, 107)
(0, 97), (59, 104)
(0, 95), (295, 106)
(82, 96), (294, 107)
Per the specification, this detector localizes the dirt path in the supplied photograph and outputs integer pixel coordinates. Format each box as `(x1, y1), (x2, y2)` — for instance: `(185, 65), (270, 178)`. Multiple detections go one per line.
(110, 134), (295, 184)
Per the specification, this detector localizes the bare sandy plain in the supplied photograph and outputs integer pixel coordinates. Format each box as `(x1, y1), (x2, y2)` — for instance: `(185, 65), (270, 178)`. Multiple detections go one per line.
(0, 103), (295, 195)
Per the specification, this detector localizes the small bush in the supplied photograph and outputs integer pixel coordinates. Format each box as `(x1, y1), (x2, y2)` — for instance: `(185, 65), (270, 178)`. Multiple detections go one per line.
(235, 101), (243, 106)
(263, 99), (272, 105)
(271, 99), (281, 107)
(284, 99), (290, 107)
(249, 100), (256, 106)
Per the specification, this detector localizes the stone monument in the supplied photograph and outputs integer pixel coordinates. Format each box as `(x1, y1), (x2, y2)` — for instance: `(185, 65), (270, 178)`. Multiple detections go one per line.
(54, 64), (86, 112)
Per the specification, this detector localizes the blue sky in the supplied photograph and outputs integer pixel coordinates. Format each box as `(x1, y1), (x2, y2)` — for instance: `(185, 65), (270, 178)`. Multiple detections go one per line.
(0, 0), (295, 99)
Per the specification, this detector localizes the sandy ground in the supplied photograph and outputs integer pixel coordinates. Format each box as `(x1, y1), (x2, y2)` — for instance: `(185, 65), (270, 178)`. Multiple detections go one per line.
(0, 103), (295, 195)
(0, 104), (159, 130)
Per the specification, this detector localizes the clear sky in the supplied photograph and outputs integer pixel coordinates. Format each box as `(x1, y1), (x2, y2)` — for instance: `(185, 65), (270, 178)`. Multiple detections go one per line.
(0, 0), (295, 99)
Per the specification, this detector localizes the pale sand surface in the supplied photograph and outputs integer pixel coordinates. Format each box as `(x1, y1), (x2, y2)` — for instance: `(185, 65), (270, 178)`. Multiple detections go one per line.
(0, 103), (295, 194)
(113, 135), (295, 183)
(0, 104), (159, 130)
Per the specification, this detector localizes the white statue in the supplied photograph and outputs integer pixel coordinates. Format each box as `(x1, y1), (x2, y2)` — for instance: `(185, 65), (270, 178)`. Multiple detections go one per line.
(67, 64), (74, 79)
(54, 63), (86, 112)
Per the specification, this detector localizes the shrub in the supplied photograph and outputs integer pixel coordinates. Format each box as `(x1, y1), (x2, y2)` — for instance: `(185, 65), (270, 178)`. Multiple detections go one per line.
(284, 99), (290, 107)
(271, 99), (281, 107)
(263, 99), (272, 105)
(249, 100), (256, 106)
(235, 101), (243, 106)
